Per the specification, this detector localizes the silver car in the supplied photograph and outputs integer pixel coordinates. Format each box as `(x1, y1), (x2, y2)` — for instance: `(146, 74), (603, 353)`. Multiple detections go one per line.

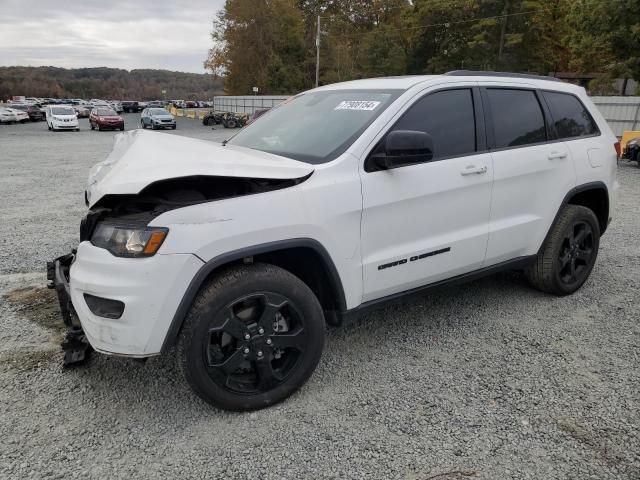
(140, 108), (176, 130)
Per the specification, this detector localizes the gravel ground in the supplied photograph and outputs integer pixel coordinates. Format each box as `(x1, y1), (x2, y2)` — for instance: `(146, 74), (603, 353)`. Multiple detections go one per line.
(0, 117), (639, 479)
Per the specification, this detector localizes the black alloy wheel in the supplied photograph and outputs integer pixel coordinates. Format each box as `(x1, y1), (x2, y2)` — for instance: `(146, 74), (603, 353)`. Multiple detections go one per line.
(526, 204), (600, 295)
(178, 263), (325, 411)
(204, 292), (307, 395)
(557, 220), (595, 289)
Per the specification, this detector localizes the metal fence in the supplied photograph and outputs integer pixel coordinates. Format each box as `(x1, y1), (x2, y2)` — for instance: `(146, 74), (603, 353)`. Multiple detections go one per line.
(212, 96), (289, 114)
(591, 96), (640, 137)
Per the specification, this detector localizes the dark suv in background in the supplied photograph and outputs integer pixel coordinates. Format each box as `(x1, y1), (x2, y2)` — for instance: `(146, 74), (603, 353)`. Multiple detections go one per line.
(121, 101), (141, 113)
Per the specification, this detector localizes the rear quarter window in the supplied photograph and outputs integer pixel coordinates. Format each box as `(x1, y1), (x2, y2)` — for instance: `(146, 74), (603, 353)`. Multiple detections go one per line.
(542, 91), (599, 139)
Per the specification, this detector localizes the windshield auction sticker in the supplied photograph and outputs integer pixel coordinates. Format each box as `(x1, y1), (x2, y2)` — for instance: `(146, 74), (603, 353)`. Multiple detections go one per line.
(334, 100), (381, 111)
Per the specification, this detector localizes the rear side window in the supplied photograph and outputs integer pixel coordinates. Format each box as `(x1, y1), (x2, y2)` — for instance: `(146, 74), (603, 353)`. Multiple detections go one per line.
(486, 89), (547, 148)
(390, 88), (476, 159)
(543, 91), (599, 139)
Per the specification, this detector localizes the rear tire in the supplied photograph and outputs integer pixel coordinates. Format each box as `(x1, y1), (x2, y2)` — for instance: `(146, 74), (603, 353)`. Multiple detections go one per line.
(178, 263), (325, 411)
(526, 205), (600, 295)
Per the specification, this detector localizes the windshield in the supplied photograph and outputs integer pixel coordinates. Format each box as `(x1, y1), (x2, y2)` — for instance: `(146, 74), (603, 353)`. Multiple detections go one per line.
(97, 109), (117, 116)
(227, 89), (401, 164)
(10, 105), (27, 110)
(149, 108), (168, 115)
(51, 107), (75, 115)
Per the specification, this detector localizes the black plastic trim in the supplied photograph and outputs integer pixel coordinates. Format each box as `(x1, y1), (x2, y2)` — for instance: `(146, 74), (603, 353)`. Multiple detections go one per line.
(342, 255), (537, 321)
(539, 181), (609, 248)
(160, 238), (347, 353)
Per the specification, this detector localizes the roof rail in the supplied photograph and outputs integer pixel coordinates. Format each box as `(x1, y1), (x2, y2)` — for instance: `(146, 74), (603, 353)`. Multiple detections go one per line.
(445, 70), (562, 82)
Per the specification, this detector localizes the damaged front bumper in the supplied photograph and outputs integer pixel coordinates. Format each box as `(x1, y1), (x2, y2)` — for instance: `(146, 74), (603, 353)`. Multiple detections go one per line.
(46, 253), (93, 366)
(47, 241), (205, 362)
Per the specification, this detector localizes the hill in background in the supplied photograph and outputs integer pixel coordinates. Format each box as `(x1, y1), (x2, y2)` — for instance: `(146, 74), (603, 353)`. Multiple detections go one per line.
(0, 66), (224, 100)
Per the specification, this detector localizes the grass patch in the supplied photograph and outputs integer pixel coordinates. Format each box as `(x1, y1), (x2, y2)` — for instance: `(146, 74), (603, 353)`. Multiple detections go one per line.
(3, 286), (67, 334)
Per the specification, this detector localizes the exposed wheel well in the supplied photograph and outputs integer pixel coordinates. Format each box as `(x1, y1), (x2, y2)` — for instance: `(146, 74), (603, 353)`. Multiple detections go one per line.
(253, 247), (342, 312)
(161, 241), (346, 352)
(567, 187), (609, 235)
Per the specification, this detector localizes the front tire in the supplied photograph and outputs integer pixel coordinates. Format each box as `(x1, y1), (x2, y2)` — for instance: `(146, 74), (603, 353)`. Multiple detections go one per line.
(526, 205), (600, 295)
(178, 263), (325, 411)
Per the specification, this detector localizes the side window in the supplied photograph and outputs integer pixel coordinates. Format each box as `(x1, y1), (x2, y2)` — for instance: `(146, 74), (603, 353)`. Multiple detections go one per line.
(486, 89), (547, 148)
(389, 88), (477, 160)
(543, 91), (599, 139)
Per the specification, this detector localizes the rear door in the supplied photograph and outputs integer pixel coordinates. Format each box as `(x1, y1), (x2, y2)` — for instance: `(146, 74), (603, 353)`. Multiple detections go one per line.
(360, 86), (494, 301)
(482, 86), (576, 264)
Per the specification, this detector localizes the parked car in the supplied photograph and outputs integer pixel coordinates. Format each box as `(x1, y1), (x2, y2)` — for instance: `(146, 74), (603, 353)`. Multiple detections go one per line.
(121, 101), (141, 113)
(8, 103), (45, 121)
(146, 100), (165, 108)
(5, 107), (30, 123)
(45, 105), (79, 131)
(140, 108), (176, 130)
(109, 101), (124, 114)
(49, 71), (618, 411)
(0, 107), (19, 123)
(621, 137), (640, 167)
(74, 105), (90, 118)
(89, 108), (124, 131)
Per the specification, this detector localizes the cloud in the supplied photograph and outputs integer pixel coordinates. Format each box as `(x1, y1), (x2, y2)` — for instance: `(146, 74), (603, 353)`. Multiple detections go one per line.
(0, 0), (225, 72)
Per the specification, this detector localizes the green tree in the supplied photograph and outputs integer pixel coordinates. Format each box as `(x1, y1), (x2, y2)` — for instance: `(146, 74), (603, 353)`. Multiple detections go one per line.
(567, 0), (640, 92)
(205, 0), (311, 94)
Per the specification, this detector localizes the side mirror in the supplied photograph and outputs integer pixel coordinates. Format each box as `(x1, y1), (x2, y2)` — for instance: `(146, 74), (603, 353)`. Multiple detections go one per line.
(373, 130), (434, 170)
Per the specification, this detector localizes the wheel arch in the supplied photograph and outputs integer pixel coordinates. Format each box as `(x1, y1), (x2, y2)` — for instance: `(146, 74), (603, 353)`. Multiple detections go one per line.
(566, 182), (609, 235)
(541, 181), (610, 255)
(160, 238), (347, 353)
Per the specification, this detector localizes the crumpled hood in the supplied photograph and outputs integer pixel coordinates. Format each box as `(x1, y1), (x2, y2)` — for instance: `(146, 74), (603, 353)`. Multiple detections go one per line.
(86, 129), (314, 208)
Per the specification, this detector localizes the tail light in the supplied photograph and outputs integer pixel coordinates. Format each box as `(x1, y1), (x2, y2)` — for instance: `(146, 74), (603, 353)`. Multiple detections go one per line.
(614, 141), (621, 158)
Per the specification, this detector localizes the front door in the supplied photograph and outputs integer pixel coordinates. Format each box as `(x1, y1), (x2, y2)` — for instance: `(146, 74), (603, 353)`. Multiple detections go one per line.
(360, 87), (493, 302)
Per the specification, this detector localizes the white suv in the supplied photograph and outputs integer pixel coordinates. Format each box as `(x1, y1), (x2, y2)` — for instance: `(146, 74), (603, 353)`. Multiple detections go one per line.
(49, 71), (618, 411)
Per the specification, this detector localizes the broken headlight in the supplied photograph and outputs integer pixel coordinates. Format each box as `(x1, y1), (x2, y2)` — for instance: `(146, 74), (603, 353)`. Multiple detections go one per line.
(91, 224), (168, 258)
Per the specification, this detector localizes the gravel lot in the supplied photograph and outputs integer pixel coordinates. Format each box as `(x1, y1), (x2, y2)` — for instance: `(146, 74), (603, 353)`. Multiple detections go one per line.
(0, 117), (639, 479)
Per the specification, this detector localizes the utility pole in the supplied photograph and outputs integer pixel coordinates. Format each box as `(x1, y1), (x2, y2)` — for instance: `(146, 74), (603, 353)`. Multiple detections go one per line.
(315, 15), (321, 88)
(497, 0), (510, 69)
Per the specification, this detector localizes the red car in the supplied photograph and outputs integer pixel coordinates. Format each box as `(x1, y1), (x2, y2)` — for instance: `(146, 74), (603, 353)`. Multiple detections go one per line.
(89, 108), (124, 131)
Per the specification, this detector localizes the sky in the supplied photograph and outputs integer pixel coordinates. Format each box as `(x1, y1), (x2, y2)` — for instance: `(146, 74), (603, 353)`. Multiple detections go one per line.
(0, 0), (225, 73)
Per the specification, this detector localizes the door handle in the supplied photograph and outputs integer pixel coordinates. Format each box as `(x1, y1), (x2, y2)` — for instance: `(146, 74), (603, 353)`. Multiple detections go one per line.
(460, 165), (487, 176)
(548, 151), (568, 160)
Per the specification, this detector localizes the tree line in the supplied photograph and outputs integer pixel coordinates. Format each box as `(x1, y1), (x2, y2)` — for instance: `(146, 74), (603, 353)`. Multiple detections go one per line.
(0, 67), (224, 100)
(205, 0), (640, 95)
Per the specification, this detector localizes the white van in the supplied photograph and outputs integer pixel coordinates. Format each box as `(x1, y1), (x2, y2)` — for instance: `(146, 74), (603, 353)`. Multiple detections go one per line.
(46, 105), (79, 131)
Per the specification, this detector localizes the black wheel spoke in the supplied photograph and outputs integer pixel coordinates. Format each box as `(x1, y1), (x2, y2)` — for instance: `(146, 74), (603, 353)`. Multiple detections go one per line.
(569, 258), (577, 282)
(574, 226), (589, 245)
(210, 348), (245, 374)
(210, 311), (248, 340)
(258, 293), (288, 332)
(576, 248), (591, 262)
(270, 327), (306, 351)
(255, 358), (278, 390)
(559, 251), (571, 268)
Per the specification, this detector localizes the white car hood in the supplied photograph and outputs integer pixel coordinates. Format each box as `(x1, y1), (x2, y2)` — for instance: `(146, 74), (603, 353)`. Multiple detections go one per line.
(86, 129), (314, 207)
